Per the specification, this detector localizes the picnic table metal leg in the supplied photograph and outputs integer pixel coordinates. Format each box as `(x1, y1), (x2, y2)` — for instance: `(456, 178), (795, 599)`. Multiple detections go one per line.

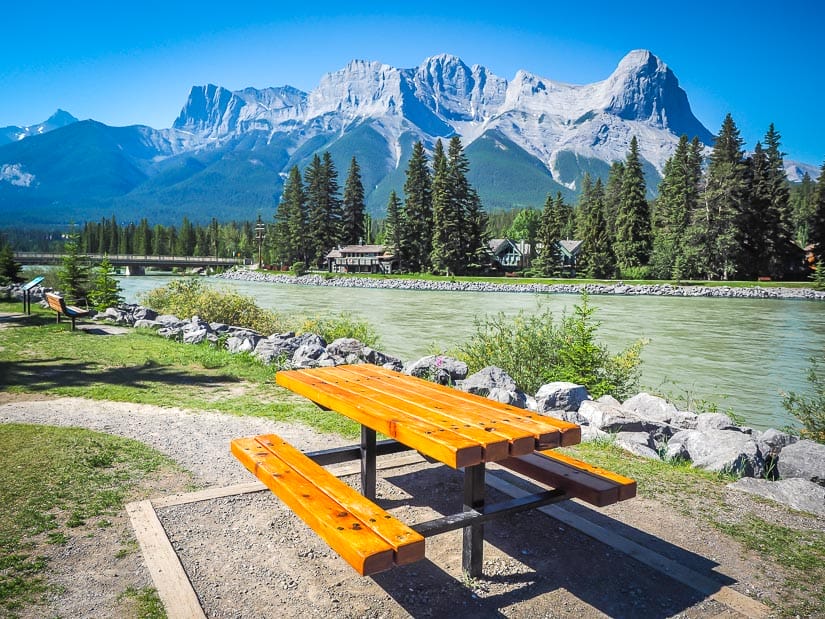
(462, 463), (485, 578)
(360, 426), (376, 500)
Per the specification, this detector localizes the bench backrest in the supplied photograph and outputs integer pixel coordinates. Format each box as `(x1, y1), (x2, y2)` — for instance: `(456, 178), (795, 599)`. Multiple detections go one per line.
(45, 292), (67, 313)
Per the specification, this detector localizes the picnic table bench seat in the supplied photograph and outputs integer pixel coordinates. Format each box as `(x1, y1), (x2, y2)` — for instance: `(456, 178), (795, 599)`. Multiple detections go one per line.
(231, 433), (425, 576)
(44, 292), (90, 330)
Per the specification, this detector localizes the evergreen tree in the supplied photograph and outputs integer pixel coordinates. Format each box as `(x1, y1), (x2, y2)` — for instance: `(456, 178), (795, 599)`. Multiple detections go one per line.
(613, 136), (651, 271)
(341, 156), (366, 246)
(532, 193), (563, 277)
(306, 152), (342, 267)
(687, 114), (748, 280)
(576, 177), (615, 279)
(811, 161), (825, 263)
(176, 217), (196, 256)
(763, 124), (794, 278)
(402, 141), (433, 272)
(383, 190), (404, 260)
(603, 161), (625, 241)
(650, 135), (703, 279)
(430, 139), (463, 274)
(451, 136), (488, 270)
(274, 166), (307, 266)
(58, 227), (89, 303)
(87, 255), (123, 311)
(0, 240), (22, 284)
(790, 172), (817, 246)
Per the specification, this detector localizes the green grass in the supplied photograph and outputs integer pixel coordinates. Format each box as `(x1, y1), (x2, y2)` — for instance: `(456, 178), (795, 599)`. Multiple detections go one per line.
(120, 586), (166, 619)
(0, 301), (359, 438)
(0, 423), (184, 616)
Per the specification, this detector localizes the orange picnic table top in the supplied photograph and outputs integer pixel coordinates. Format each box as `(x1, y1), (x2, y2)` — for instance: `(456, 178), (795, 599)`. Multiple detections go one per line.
(275, 364), (581, 469)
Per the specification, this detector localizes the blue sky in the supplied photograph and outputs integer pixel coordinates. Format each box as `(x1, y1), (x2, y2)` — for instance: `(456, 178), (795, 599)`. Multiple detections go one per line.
(2, 1), (823, 165)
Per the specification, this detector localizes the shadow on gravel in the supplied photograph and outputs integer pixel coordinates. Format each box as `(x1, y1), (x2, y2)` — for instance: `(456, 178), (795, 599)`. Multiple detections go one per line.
(0, 358), (239, 391)
(372, 466), (734, 619)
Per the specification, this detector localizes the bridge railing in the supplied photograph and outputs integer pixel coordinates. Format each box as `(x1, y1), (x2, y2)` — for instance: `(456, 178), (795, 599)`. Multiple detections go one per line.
(14, 252), (245, 266)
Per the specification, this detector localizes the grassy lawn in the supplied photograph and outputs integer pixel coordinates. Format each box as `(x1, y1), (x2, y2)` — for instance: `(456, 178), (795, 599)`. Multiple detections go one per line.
(0, 301), (359, 438)
(0, 423), (186, 617)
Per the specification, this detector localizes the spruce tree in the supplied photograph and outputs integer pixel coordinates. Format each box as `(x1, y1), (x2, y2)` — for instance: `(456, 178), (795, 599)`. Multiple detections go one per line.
(603, 161), (625, 241)
(576, 176), (615, 279)
(341, 156), (366, 246)
(613, 136), (651, 271)
(448, 136), (487, 270)
(402, 141), (433, 272)
(383, 190), (404, 261)
(688, 114), (748, 280)
(274, 166), (307, 266)
(87, 255), (123, 311)
(650, 135), (702, 279)
(58, 227), (89, 303)
(791, 172), (816, 246)
(0, 240), (22, 284)
(811, 161), (825, 263)
(532, 193), (563, 277)
(763, 124), (794, 277)
(430, 139), (463, 274)
(306, 152), (342, 267)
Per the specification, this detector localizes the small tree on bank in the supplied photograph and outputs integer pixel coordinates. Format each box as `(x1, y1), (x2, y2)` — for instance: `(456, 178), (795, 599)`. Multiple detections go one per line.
(87, 255), (123, 311)
(58, 227), (89, 302)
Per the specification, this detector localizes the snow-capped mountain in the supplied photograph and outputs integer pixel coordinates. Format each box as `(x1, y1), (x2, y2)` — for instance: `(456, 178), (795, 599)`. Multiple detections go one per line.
(0, 50), (809, 226)
(0, 109), (78, 146)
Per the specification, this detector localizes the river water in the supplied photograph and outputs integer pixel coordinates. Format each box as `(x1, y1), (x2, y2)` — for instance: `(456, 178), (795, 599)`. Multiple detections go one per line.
(118, 275), (825, 431)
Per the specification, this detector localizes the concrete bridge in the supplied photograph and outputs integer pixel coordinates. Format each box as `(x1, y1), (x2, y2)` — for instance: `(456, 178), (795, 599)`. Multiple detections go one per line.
(14, 252), (246, 275)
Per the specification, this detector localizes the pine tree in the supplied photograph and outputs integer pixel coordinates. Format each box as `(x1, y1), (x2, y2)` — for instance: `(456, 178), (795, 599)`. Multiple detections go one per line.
(532, 193), (563, 277)
(0, 240), (22, 284)
(811, 161), (825, 263)
(341, 156), (366, 246)
(383, 190), (404, 261)
(763, 124), (794, 278)
(58, 226), (89, 303)
(430, 139), (463, 274)
(603, 161), (625, 241)
(576, 176), (615, 279)
(613, 136), (651, 271)
(306, 152), (342, 267)
(450, 136), (488, 270)
(688, 114), (748, 280)
(87, 255), (123, 311)
(650, 135), (703, 279)
(274, 166), (307, 266)
(402, 141), (433, 272)
(790, 172), (817, 246)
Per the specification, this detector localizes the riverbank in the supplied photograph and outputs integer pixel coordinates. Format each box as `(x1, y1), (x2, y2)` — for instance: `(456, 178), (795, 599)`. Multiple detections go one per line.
(217, 270), (825, 300)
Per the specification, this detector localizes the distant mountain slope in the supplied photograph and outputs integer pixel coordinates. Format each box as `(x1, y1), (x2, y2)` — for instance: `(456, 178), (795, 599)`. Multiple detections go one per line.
(0, 51), (724, 225)
(0, 109), (78, 146)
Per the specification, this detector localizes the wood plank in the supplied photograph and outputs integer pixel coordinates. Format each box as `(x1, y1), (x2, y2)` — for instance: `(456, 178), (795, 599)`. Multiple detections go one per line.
(231, 437), (395, 575)
(307, 365), (516, 461)
(254, 435), (425, 566)
(497, 450), (636, 507)
(126, 500), (206, 619)
(336, 364), (581, 447)
(537, 450), (637, 502)
(276, 370), (482, 468)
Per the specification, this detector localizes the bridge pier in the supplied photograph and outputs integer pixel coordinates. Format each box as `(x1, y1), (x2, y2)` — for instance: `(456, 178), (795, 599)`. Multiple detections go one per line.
(124, 265), (145, 276)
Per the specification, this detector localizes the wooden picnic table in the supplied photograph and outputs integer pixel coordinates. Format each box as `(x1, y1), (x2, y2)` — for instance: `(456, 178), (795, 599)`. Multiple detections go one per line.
(232, 364), (635, 577)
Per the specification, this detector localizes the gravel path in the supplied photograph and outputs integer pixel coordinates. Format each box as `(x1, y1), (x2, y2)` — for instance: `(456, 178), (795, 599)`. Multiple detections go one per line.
(0, 396), (340, 487)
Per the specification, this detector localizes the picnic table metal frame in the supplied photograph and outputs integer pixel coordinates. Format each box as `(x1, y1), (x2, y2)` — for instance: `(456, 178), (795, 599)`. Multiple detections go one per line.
(278, 365), (580, 577)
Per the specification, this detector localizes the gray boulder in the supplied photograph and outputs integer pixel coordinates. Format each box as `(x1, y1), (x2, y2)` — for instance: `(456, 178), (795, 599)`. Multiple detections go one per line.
(133, 306), (158, 321)
(361, 347), (403, 371)
(326, 338), (365, 364)
(133, 319), (164, 330)
(226, 333), (261, 354)
(667, 429), (765, 477)
(615, 431), (660, 460)
(253, 332), (303, 364)
(291, 335), (330, 369)
(622, 392), (683, 425)
(728, 477), (825, 516)
(535, 382), (590, 412)
(405, 355), (468, 385)
(777, 440), (825, 485)
(756, 428), (798, 460)
(457, 367), (528, 409)
(696, 413), (740, 432)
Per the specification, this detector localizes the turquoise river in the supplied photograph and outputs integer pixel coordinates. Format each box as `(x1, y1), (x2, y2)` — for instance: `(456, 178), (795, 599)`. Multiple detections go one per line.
(118, 275), (825, 432)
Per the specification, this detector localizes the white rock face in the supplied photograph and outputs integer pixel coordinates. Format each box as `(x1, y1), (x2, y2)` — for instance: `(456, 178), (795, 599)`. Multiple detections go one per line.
(168, 50), (716, 182)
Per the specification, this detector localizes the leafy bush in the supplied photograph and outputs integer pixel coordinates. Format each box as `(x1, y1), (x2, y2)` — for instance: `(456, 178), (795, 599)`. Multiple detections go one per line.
(783, 355), (825, 443)
(619, 265), (652, 281)
(140, 279), (379, 347)
(290, 261), (307, 276)
(453, 294), (645, 398)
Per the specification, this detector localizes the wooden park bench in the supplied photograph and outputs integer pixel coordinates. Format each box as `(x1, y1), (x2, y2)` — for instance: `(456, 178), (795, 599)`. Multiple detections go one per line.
(44, 292), (90, 331)
(232, 364), (636, 577)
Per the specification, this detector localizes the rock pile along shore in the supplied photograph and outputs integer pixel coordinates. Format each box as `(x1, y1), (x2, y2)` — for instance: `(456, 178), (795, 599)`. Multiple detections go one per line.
(216, 270), (825, 301)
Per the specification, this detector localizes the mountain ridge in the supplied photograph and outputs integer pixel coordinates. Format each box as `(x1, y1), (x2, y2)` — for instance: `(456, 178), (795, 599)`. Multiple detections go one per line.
(0, 51), (816, 226)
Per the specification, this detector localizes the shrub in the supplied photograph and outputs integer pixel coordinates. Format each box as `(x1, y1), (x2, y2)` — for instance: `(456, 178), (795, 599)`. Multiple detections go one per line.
(140, 279), (379, 347)
(453, 294), (645, 398)
(783, 355), (825, 443)
(619, 265), (652, 281)
(290, 262), (307, 276)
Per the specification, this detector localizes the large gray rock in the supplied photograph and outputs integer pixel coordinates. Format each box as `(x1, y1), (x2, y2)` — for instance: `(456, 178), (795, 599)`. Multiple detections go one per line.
(457, 367), (528, 409)
(756, 428), (798, 461)
(226, 333), (261, 354)
(667, 429), (765, 477)
(728, 477), (825, 516)
(405, 355), (468, 385)
(253, 332), (305, 364)
(133, 319), (164, 330)
(326, 338), (365, 364)
(696, 413), (740, 432)
(777, 440), (825, 486)
(133, 306), (158, 322)
(535, 382), (590, 412)
(621, 392), (697, 429)
(360, 347), (403, 371)
(291, 337), (329, 369)
(615, 431), (660, 460)
(579, 399), (646, 433)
